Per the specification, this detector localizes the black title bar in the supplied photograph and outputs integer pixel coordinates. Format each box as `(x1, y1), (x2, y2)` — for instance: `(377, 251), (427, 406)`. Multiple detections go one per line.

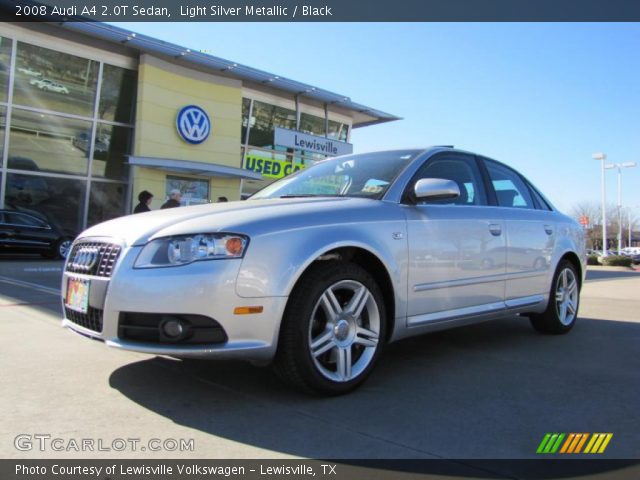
(2, 460), (640, 480)
(2, 0), (640, 21)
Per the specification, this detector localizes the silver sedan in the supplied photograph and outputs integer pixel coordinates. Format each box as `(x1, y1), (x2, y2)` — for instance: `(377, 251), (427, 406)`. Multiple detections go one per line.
(62, 147), (585, 395)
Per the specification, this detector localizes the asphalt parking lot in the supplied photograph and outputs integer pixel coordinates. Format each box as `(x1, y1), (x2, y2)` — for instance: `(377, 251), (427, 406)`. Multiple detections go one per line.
(1, 257), (639, 466)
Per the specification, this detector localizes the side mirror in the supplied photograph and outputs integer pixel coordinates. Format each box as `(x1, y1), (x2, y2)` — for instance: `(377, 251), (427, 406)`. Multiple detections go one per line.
(414, 178), (460, 201)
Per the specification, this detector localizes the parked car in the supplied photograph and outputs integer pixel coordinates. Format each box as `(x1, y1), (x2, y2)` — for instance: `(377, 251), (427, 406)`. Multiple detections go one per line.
(29, 77), (69, 94)
(29, 77), (51, 88)
(42, 81), (69, 94)
(627, 253), (640, 265)
(7, 156), (40, 171)
(72, 132), (108, 155)
(61, 147), (586, 394)
(0, 208), (73, 259)
(18, 67), (42, 77)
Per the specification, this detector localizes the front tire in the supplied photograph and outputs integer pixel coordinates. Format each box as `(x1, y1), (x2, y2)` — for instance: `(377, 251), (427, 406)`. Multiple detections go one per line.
(274, 261), (386, 395)
(530, 260), (580, 334)
(56, 238), (72, 259)
(41, 238), (72, 259)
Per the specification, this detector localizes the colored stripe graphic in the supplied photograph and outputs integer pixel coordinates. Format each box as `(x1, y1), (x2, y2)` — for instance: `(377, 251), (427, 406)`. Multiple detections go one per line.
(585, 433), (613, 454)
(560, 434), (575, 453)
(584, 434), (598, 453)
(537, 433), (552, 453)
(568, 433), (586, 453)
(544, 434), (559, 453)
(537, 433), (565, 453)
(538, 433), (612, 454)
(550, 433), (565, 453)
(589, 434), (605, 453)
(575, 433), (589, 453)
(598, 434), (613, 453)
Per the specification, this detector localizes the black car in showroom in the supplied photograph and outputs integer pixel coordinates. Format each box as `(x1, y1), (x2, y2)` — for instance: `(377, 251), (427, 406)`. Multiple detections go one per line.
(0, 208), (73, 259)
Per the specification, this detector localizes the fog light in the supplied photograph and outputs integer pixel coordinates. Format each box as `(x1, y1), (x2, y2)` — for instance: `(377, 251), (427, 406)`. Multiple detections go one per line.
(162, 319), (184, 338)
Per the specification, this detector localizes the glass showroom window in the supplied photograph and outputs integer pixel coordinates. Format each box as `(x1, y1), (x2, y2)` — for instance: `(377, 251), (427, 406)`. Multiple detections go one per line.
(8, 109), (92, 176)
(5, 172), (86, 235)
(248, 100), (296, 149)
(99, 64), (137, 124)
(0, 36), (12, 103)
(87, 181), (127, 227)
(241, 97), (251, 144)
(300, 112), (325, 136)
(0, 36), (135, 230)
(166, 176), (210, 206)
(13, 42), (98, 118)
(92, 124), (132, 181)
(328, 119), (349, 142)
(0, 106), (6, 167)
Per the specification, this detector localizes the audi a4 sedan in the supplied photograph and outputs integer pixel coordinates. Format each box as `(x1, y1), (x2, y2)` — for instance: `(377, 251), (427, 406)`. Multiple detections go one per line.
(62, 147), (585, 394)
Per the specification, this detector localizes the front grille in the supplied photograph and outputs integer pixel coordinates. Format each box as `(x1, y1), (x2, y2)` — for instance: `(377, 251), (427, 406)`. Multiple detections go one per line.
(66, 241), (122, 277)
(65, 306), (103, 333)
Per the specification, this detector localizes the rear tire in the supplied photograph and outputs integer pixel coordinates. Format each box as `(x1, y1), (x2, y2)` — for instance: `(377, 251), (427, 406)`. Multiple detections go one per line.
(274, 261), (386, 395)
(530, 260), (580, 334)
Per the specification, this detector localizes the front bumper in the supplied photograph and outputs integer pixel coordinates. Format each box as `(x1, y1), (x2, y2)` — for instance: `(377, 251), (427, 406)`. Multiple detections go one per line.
(62, 242), (288, 363)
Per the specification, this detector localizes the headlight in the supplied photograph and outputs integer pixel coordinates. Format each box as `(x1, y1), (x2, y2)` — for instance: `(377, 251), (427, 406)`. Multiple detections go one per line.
(134, 233), (248, 268)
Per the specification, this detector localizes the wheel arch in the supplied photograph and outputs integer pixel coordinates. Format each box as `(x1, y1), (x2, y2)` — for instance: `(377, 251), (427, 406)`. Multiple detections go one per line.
(559, 251), (584, 290)
(286, 245), (397, 342)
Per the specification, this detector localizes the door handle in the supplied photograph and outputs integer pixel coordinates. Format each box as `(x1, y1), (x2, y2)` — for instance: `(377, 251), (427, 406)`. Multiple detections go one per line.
(544, 224), (554, 235)
(489, 224), (502, 236)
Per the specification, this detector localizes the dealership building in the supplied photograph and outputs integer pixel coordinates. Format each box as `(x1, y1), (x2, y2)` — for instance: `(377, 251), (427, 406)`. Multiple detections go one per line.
(0, 22), (398, 236)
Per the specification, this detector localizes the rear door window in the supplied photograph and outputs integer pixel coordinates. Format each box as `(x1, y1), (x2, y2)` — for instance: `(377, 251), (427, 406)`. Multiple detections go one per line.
(6, 213), (48, 228)
(485, 160), (534, 209)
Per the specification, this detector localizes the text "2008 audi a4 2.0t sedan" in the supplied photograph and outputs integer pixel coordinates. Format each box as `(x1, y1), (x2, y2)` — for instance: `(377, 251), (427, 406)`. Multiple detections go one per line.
(62, 147), (585, 395)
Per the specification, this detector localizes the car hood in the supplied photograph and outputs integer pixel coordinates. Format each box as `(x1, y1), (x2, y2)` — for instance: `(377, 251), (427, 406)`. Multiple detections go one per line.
(79, 197), (387, 246)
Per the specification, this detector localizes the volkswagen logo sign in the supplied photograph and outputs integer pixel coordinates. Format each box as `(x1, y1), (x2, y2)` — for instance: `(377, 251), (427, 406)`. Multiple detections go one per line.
(176, 105), (211, 144)
(70, 246), (100, 272)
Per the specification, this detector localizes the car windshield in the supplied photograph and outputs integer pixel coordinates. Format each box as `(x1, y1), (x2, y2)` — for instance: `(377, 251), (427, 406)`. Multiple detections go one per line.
(250, 150), (420, 200)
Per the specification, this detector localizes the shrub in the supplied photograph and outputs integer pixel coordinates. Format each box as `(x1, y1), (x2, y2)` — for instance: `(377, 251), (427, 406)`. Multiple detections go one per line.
(587, 255), (600, 266)
(602, 255), (632, 267)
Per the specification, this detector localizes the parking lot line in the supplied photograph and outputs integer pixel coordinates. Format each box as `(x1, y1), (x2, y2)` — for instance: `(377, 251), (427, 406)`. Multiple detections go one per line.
(0, 301), (60, 307)
(0, 275), (60, 296)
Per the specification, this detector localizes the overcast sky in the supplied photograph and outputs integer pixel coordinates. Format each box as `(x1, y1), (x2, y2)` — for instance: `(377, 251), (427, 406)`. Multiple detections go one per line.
(116, 22), (640, 214)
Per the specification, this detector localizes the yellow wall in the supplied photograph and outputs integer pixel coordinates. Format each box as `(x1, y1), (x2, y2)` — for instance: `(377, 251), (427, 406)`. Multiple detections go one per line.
(132, 54), (243, 209)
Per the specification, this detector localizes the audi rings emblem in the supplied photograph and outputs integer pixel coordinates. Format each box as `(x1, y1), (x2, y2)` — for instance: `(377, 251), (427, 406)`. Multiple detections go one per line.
(70, 246), (100, 272)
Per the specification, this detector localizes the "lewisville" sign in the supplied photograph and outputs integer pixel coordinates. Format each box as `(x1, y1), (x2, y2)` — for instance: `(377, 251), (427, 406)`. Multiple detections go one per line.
(275, 128), (353, 157)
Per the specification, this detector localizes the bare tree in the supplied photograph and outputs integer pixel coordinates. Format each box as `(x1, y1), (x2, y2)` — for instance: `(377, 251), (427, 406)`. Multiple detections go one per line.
(570, 201), (600, 227)
(570, 202), (638, 250)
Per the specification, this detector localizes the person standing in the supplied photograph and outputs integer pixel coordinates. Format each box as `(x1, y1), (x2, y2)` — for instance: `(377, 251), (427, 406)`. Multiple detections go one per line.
(133, 190), (153, 213)
(161, 189), (182, 209)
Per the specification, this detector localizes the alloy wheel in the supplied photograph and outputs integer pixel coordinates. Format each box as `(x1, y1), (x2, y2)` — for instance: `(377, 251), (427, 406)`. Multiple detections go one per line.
(555, 267), (578, 326)
(59, 239), (72, 259)
(308, 280), (381, 382)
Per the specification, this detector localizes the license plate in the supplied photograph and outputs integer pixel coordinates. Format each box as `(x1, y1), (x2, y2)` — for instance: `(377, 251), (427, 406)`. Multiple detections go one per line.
(65, 277), (90, 314)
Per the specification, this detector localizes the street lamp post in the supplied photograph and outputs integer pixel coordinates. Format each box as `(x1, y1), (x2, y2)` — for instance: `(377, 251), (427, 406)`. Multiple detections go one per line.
(628, 205), (639, 248)
(592, 153), (608, 255)
(604, 161), (637, 253)
(630, 208), (633, 247)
